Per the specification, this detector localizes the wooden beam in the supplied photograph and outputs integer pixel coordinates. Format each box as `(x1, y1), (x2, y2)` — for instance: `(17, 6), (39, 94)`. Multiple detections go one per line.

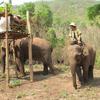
(5, 3), (10, 87)
(27, 11), (33, 82)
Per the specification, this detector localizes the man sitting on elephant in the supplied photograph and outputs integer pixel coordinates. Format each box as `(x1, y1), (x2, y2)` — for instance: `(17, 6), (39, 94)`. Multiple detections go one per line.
(69, 22), (82, 46)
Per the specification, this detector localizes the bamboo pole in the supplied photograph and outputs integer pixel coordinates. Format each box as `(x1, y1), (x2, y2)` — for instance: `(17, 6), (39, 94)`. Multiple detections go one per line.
(5, 3), (10, 87)
(12, 40), (18, 77)
(27, 11), (33, 82)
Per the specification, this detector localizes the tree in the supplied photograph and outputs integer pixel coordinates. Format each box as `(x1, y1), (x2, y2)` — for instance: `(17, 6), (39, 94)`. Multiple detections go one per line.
(46, 28), (57, 48)
(0, 3), (16, 14)
(87, 4), (100, 26)
(0, 7), (4, 12)
(17, 2), (35, 19)
(31, 3), (53, 37)
(34, 4), (53, 27)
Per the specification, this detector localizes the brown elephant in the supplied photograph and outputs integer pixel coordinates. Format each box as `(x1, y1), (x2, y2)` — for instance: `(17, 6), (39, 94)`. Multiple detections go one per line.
(1, 37), (55, 76)
(67, 44), (96, 89)
(9, 37), (55, 76)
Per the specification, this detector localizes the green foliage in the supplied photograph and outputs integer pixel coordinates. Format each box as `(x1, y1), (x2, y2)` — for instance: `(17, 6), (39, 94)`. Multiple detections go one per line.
(17, 2), (35, 19)
(16, 92), (27, 99)
(9, 79), (21, 88)
(46, 27), (65, 48)
(95, 15), (100, 26)
(16, 3), (53, 37)
(87, 4), (100, 26)
(0, 3), (12, 12)
(0, 7), (4, 12)
(46, 28), (57, 48)
(95, 52), (100, 69)
(87, 4), (100, 20)
(53, 14), (61, 25)
(57, 35), (65, 47)
(0, 4), (16, 14)
(34, 4), (53, 27)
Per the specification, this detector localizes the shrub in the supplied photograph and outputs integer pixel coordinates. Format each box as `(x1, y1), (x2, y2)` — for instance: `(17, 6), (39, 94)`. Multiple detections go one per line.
(95, 51), (100, 69)
(46, 28), (57, 48)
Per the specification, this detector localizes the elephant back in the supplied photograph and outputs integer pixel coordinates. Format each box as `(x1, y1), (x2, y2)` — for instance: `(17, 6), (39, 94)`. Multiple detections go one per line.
(32, 38), (52, 52)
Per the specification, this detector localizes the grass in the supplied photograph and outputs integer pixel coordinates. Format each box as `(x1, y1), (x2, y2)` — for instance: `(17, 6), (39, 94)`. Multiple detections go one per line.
(95, 52), (100, 69)
(60, 90), (68, 98)
(16, 91), (36, 99)
(56, 64), (69, 73)
(9, 79), (21, 88)
(16, 92), (27, 99)
(31, 92), (36, 96)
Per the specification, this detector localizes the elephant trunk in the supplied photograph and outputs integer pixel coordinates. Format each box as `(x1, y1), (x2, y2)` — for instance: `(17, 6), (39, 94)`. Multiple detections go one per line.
(70, 64), (77, 89)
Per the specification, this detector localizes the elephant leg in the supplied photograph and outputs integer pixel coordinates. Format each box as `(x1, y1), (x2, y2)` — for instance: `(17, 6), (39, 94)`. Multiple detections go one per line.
(43, 63), (49, 75)
(16, 58), (25, 77)
(76, 66), (84, 85)
(15, 63), (20, 78)
(19, 63), (25, 77)
(82, 66), (88, 83)
(70, 66), (77, 89)
(48, 57), (55, 74)
(1, 55), (6, 74)
(48, 63), (55, 74)
(88, 65), (94, 80)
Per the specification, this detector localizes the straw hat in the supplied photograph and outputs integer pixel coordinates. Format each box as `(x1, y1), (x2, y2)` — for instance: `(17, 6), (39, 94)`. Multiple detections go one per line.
(70, 22), (76, 27)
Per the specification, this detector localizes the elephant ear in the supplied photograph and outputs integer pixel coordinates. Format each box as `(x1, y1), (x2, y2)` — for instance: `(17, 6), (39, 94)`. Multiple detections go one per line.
(83, 46), (89, 56)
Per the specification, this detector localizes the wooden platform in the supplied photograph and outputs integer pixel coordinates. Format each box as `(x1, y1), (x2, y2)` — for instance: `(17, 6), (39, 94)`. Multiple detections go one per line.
(0, 31), (29, 39)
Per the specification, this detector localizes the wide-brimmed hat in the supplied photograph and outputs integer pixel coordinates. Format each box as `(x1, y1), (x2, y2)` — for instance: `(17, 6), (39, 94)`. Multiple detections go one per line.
(70, 22), (76, 27)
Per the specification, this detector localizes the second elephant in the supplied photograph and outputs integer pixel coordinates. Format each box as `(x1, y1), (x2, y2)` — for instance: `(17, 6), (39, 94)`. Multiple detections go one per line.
(67, 44), (96, 89)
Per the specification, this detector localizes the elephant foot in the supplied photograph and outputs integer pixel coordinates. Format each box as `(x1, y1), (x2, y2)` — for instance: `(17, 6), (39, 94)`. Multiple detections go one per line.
(79, 78), (84, 85)
(78, 78), (84, 85)
(88, 74), (94, 80)
(83, 80), (89, 86)
(18, 73), (26, 78)
(43, 71), (48, 75)
(83, 77), (88, 83)
(74, 84), (77, 89)
(89, 77), (94, 81)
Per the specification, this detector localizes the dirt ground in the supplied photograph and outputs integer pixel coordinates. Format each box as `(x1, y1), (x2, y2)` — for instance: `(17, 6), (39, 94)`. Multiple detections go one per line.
(0, 64), (100, 100)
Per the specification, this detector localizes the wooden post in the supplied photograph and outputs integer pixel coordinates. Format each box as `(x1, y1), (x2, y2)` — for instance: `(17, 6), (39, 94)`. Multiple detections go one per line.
(12, 40), (18, 77)
(27, 11), (33, 82)
(5, 3), (10, 87)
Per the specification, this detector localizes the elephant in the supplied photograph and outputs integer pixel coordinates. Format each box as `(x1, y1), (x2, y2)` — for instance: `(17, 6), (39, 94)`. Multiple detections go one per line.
(8, 37), (55, 76)
(67, 44), (96, 89)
